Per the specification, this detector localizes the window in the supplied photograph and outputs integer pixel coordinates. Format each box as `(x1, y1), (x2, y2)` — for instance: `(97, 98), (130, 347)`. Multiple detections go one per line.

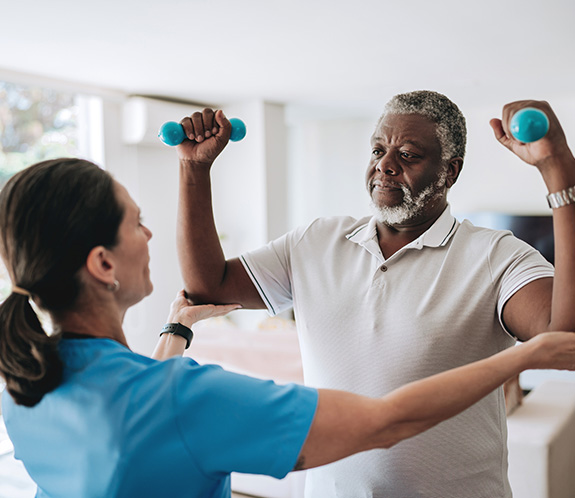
(0, 80), (103, 300)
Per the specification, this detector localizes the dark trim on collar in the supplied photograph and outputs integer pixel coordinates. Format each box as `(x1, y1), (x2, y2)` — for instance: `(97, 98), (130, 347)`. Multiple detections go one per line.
(439, 218), (458, 246)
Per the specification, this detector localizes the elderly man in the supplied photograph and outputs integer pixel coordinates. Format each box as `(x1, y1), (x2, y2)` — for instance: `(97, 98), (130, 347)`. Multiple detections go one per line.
(175, 91), (575, 498)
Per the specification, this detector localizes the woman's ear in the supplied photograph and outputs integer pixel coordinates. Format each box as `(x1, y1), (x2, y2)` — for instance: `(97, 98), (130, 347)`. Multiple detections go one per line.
(85, 246), (116, 287)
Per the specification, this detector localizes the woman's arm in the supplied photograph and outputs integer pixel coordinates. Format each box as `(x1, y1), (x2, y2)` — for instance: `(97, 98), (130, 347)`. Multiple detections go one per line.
(152, 290), (241, 360)
(296, 331), (575, 470)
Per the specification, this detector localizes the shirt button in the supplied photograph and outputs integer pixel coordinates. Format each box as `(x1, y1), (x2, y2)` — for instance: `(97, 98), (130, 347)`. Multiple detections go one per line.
(380, 265), (388, 272)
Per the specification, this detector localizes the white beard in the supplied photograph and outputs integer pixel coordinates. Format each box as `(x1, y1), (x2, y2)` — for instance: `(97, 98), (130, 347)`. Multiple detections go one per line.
(369, 168), (448, 226)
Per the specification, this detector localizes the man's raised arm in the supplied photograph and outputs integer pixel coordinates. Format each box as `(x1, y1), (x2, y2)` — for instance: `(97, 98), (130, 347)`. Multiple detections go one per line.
(176, 108), (265, 308)
(492, 100), (575, 339)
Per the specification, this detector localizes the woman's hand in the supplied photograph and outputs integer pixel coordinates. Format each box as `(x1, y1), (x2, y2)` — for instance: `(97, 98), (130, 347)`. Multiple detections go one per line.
(167, 289), (241, 328)
(522, 331), (575, 370)
(152, 290), (241, 360)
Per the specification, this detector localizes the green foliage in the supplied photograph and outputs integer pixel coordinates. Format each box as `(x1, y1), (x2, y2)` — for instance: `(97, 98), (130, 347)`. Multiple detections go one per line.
(0, 81), (80, 188)
(0, 80), (81, 301)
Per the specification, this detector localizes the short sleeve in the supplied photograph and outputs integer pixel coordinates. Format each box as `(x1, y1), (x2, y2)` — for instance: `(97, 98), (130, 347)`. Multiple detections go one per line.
(488, 231), (554, 331)
(172, 360), (318, 479)
(240, 225), (308, 315)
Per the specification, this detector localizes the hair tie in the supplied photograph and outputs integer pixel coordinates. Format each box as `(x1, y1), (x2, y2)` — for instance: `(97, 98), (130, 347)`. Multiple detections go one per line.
(12, 285), (32, 297)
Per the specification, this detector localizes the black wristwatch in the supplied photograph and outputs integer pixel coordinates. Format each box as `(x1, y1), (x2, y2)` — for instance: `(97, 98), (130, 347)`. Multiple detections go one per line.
(160, 323), (194, 349)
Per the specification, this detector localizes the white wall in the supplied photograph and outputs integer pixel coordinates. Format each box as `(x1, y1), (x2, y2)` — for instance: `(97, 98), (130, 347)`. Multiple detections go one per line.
(102, 97), (287, 354)
(286, 116), (374, 228)
(286, 93), (575, 225)
(451, 94), (575, 216)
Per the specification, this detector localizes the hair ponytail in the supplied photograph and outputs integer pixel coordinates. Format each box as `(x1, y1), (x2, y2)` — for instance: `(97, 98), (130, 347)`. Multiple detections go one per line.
(0, 294), (62, 407)
(0, 158), (123, 407)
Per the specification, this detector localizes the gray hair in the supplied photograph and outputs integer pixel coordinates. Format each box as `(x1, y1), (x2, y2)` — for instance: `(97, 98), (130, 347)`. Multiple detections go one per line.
(379, 90), (467, 162)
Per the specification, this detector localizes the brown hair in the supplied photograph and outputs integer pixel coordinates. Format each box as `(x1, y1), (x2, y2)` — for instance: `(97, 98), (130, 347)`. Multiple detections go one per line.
(0, 158), (123, 406)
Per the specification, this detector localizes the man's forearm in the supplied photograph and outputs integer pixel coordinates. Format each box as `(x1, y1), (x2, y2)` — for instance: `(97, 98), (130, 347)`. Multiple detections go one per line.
(177, 160), (227, 301)
(495, 103), (575, 338)
(543, 155), (575, 331)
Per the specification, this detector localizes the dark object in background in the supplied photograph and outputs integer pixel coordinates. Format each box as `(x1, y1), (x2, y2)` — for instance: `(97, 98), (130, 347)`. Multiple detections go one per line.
(459, 213), (554, 265)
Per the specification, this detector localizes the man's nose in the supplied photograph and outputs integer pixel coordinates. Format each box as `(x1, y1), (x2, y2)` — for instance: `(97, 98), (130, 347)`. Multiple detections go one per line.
(376, 153), (401, 176)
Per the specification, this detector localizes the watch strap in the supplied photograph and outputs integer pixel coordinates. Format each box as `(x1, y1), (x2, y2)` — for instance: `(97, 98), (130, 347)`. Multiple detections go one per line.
(160, 323), (193, 349)
(547, 186), (575, 209)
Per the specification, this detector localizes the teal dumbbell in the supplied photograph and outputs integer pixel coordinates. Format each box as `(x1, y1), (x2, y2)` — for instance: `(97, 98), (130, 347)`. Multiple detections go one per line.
(158, 117), (247, 146)
(510, 108), (549, 143)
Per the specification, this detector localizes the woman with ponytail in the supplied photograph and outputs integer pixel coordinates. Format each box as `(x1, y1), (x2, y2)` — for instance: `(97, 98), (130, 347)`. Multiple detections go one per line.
(0, 158), (124, 407)
(1, 158), (575, 498)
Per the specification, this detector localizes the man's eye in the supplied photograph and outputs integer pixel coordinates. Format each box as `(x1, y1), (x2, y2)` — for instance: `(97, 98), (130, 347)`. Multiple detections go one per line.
(372, 149), (382, 157)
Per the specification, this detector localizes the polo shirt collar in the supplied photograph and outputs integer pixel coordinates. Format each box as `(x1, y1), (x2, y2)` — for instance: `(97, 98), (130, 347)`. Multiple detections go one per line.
(419, 205), (459, 248)
(346, 205), (458, 250)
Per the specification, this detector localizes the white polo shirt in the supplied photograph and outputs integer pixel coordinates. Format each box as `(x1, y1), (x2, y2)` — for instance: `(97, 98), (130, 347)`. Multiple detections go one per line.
(241, 206), (554, 498)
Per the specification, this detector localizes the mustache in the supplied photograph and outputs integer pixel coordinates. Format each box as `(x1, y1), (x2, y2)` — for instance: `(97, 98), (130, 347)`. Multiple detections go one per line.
(368, 179), (410, 193)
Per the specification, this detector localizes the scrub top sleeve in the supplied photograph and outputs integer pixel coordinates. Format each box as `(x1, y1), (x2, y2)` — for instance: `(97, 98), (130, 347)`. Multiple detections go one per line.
(173, 361), (318, 479)
(489, 232), (554, 334)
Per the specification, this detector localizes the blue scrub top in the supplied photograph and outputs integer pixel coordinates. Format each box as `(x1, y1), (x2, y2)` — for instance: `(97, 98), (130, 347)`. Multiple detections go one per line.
(2, 338), (318, 498)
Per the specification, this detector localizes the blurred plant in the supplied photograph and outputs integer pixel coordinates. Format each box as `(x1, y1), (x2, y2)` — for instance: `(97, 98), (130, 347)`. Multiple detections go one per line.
(0, 81), (80, 188)
(0, 80), (81, 302)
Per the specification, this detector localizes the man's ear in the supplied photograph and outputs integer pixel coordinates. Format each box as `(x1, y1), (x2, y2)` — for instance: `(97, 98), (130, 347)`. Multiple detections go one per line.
(445, 157), (463, 188)
(85, 246), (116, 287)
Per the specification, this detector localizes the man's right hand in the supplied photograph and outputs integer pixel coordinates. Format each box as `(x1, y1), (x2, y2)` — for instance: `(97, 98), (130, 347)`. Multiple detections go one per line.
(177, 108), (232, 167)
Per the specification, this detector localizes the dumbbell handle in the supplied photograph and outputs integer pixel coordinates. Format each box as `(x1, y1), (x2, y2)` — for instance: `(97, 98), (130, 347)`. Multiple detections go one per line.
(510, 108), (549, 143)
(158, 118), (247, 146)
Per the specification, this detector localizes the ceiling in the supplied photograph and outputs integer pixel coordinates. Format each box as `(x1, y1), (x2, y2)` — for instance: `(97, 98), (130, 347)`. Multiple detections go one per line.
(1, 0), (575, 118)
